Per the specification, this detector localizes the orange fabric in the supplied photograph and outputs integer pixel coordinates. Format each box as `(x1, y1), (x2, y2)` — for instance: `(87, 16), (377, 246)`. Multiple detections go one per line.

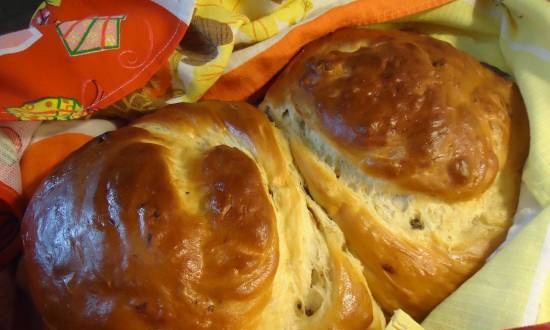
(21, 133), (92, 201)
(144, 64), (173, 98)
(0, 0), (189, 120)
(202, 0), (452, 101)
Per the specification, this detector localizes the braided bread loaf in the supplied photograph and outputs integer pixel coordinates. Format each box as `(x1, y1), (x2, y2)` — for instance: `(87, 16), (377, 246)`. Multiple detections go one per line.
(22, 101), (385, 330)
(261, 28), (529, 320)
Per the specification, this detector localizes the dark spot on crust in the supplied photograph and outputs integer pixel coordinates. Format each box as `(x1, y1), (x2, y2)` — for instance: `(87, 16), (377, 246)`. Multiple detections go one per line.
(432, 58), (446, 67)
(207, 304), (215, 312)
(382, 263), (396, 274)
(134, 302), (147, 314)
(147, 233), (153, 243)
(305, 308), (314, 316)
(409, 217), (424, 230)
(381, 65), (396, 79)
(296, 301), (302, 310)
(152, 210), (160, 218)
(334, 164), (341, 179)
(298, 118), (306, 132)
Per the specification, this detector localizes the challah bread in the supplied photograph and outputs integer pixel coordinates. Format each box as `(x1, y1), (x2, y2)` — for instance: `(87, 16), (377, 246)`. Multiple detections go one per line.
(261, 28), (529, 320)
(21, 101), (385, 330)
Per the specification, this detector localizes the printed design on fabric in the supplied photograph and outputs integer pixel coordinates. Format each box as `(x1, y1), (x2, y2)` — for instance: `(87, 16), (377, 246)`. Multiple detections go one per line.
(118, 64), (173, 111)
(180, 16), (233, 66)
(56, 15), (126, 56)
(236, 0), (314, 44)
(108, 52), (185, 115)
(0, 128), (22, 166)
(0, 27), (43, 56)
(31, 0), (62, 26)
(6, 97), (85, 120)
(31, 7), (52, 26)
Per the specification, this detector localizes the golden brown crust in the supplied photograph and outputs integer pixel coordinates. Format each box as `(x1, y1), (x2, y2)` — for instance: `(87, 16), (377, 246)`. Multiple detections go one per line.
(290, 138), (469, 319)
(263, 28), (529, 320)
(22, 101), (383, 330)
(199, 145), (278, 299)
(269, 28), (515, 201)
(22, 128), (278, 329)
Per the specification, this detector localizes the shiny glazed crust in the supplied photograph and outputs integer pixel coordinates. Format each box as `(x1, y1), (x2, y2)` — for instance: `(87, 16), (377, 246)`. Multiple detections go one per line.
(22, 101), (385, 330)
(261, 28), (529, 320)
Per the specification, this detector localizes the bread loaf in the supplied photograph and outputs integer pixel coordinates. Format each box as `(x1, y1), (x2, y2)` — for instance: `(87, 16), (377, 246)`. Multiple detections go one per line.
(22, 101), (385, 330)
(261, 28), (529, 320)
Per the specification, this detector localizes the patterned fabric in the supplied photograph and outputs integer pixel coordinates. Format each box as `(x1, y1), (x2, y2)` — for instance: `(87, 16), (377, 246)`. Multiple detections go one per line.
(6, 97), (84, 120)
(0, 0), (194, 120)
(112, 0), (452, 113)
(55, 15), (125, 56)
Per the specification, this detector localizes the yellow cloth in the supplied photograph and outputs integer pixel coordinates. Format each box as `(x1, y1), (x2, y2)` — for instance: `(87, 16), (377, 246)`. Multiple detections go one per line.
(386, 205), (550, 329)
(386, 310), (427, 330)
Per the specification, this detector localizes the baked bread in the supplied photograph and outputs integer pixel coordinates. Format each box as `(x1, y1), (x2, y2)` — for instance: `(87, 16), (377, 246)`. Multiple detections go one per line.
(261, 28), (529, 320)
(21, 101), (385, 330)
